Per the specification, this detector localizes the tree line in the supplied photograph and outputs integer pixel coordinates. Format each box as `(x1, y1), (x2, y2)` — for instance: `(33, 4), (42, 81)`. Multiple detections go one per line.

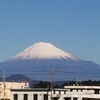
(30, 79), (100, 88)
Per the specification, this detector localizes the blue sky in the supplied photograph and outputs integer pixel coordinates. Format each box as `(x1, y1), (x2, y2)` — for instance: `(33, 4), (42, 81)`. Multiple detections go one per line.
(0, 0), (100, 64)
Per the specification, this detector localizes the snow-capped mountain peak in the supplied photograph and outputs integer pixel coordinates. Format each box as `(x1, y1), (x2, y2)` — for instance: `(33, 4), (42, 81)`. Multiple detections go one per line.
(13, 42), (79, 60)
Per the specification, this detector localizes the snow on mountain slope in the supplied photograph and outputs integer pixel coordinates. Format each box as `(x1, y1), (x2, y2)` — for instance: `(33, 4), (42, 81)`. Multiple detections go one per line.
(13, 42), (79, 60)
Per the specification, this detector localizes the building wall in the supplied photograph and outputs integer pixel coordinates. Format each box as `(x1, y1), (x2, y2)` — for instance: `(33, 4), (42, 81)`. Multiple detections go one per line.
(11, 91), (51, 100)
(0, 82), (25, 100)
(10, 86), (100, 100)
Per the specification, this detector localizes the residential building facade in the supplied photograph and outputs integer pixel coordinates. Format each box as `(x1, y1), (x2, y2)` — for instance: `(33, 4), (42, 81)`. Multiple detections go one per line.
(10, 86), (100, 100)
(0, 82), (25, 100)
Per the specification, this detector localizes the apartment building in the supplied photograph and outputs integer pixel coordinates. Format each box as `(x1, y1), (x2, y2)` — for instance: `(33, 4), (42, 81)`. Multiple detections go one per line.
(10, 86), (100, 100)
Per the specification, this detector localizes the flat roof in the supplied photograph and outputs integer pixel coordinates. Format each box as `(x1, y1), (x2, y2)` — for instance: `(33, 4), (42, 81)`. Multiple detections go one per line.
(64, 86), (100, 89)
(11, 86), (100, 92)
(11, 88), (68, 92)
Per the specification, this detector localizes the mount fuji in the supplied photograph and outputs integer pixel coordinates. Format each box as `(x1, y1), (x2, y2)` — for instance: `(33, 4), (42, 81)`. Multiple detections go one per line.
(0, 42), (100, 81)
(13, 42), (79, 60)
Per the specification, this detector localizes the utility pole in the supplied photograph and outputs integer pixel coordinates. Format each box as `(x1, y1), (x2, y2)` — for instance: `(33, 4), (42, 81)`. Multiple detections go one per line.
(50, 69), (54, 100)
(3, 70), (6, 100)
(75, 77), (79, 86)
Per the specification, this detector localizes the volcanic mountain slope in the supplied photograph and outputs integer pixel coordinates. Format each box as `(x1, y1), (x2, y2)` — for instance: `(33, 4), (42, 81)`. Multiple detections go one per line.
(12, 42), (79, 60)
(0, 42), (100, 81)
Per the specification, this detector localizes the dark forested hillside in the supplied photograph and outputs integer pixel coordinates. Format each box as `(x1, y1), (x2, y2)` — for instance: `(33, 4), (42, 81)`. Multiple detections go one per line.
(31, 80), (100, 88)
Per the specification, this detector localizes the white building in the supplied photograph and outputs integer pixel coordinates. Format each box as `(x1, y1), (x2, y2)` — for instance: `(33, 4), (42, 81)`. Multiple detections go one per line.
(0, 82), (26, 100)
(10, 86), (100, 100)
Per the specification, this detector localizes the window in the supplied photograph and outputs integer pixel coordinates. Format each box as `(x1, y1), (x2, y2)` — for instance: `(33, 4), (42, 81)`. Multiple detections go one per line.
(64, 91), (66, 94)
(73, 98), (77, 100)
(53, 91), (55, 94)
(44, 94), (48, 100)
(34, 94), (38, 100)
(59, 91), (61, 94)
(65, 97), (71, 100)
(24, 94), (28, 100)
(95, 89), (99, 94)
(13, 94), (18, 100)
(70, 89), (72, 92)
(54, 98), (59, 100)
